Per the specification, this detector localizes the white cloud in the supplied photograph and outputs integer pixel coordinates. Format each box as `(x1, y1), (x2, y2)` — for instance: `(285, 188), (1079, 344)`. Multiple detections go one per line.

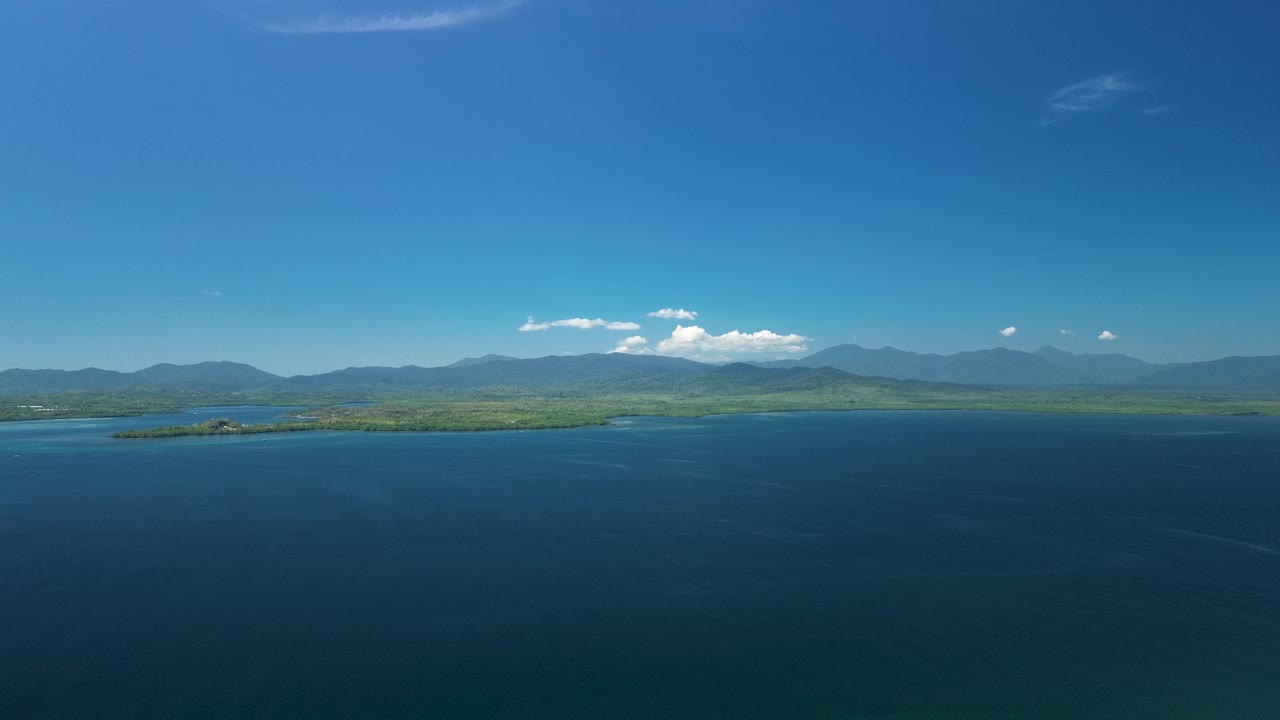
(654, 324), (808, 360)
(1059, 328), (1073, 336)
(551, 318), (605, 329)
(609, 336), (651, 354)
(518, 316), (641, 332)
(202, 289), (224, 298)
(261, 0), (523, 34)
(999, 326), (1017, 337)
(518, 316), (550, 332)
(1098, 330), (1118, 341)
(1141, 105), (1174, 116)
(1043, 72), (1142, 125)
(647, 308), (698, 321)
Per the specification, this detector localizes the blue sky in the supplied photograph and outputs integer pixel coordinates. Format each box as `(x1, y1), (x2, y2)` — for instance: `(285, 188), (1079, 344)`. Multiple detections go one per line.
(2, 0), (1278, 374)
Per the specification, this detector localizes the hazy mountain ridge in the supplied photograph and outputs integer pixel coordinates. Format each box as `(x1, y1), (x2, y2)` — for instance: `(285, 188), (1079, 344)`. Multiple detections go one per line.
(446, 354), (520, 369)
(2, 347), (1277, 395)
(1133, 355), (1280, 391)
(277, 353), (706, 392)
(0, 368), (143, 394)
(0, 361), (281, 394)
(757, 344), (1182, 387)
(1031, 345), (1172, 383)
(132, 361), (281, 389)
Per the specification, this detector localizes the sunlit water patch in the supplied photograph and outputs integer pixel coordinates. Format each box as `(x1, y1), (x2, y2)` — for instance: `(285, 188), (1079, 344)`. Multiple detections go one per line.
(2, 410), (1279, 719)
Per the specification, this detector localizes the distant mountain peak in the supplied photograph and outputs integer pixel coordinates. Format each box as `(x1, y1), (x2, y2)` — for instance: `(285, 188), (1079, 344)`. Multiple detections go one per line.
(714, 362), (771, 375)
(132, 361), (280, 389)
(446, 354), (519, 369)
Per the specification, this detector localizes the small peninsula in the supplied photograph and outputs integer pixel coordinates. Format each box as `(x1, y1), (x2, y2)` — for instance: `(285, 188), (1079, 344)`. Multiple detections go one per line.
(112, 418), (322, 439)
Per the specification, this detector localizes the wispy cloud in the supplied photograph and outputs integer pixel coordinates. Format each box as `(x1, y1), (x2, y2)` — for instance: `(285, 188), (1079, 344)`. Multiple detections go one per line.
(647, 308), (698, 321)
(518, 316), (641, 332)
(1059, 328), (1073, 336)
(1098, 330), (1118, 341)
(518, 316), (550, 331)
(1043, 72), (1142, 125)
(262, 0), (524, 35)
(1141, 104), (1174, 116)
(202, 289), (224, 298)
(998, 326), (1017, 338)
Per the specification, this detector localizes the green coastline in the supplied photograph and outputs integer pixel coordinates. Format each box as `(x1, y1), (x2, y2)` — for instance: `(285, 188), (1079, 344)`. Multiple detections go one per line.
(108, 388), (1280, 439)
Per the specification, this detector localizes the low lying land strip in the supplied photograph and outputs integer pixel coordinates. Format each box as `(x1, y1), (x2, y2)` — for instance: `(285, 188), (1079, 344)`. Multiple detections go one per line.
(108, 389), (1280, 439)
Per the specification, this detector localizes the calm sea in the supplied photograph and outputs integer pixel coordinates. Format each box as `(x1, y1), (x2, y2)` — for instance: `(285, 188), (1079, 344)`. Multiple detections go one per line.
(2, 409), (1279, 719)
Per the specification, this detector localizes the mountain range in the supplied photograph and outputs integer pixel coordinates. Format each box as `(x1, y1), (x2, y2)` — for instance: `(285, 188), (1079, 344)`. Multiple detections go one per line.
(2, 346), (1278, 395)
(757, 344), (1175, 386)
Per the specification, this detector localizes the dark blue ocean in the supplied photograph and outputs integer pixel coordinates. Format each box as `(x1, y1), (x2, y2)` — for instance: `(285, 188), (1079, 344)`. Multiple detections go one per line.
(2, 409), (1279, 719)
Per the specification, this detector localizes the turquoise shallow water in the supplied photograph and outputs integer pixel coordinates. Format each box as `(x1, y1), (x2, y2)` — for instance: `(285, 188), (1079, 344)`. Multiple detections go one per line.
(2, 409), (1279, 719)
